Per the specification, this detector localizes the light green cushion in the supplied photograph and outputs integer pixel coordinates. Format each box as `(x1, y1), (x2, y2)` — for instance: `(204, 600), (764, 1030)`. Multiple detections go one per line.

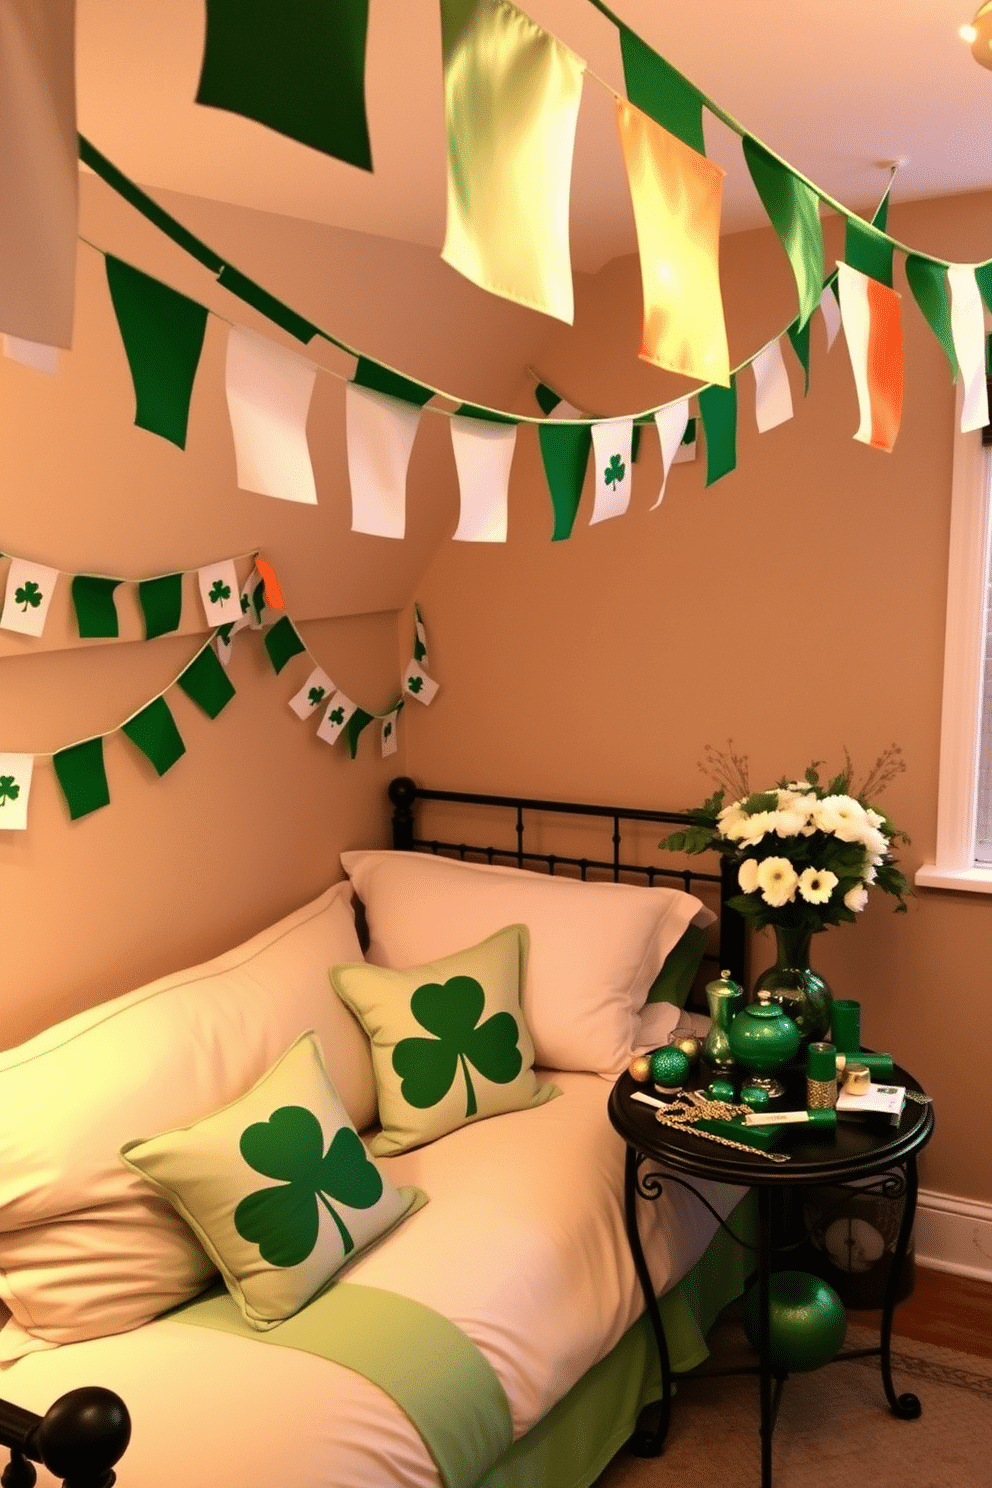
(120, 1031), (423, 1329)
(331, 925), (559, 1157)
(645, 923), (710, 1008)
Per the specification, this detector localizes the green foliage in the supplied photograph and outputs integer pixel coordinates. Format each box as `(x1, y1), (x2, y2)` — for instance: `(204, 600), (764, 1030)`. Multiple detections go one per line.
(234, 1105), (383, 1266)
(392, 976), (522, 1119)
(15, 581), (42, 611)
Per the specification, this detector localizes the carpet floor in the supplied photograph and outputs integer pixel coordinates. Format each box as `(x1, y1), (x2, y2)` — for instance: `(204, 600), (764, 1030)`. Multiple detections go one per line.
(594, 1324), (992, 1488)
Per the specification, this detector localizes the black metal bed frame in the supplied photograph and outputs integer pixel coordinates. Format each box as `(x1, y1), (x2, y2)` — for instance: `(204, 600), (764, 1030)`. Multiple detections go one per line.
(388, 777), (746, 987)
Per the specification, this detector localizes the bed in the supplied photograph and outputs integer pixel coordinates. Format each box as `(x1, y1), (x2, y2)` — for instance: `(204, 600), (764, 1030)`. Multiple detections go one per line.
(0, 780), (752, 1488)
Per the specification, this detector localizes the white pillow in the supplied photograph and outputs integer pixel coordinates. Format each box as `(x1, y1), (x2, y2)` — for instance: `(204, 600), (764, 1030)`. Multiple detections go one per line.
(340, 851), (714, 1079)
(0, 880), (374, 1359)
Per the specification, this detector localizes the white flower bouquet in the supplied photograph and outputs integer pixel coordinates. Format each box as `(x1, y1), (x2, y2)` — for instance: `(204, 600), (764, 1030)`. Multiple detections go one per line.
(660, 751), (908, 935)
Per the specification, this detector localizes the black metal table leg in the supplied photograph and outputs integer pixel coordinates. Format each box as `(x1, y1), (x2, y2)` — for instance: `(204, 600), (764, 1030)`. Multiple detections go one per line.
(757, 1186), (774, 1488)
(623, 1146), (672, 1456)
(878, 1155), (923, 1419)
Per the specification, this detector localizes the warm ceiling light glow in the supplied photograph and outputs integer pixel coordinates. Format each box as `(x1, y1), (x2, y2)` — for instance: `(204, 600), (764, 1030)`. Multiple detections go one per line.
(960, 22), (978, 41)
(964, 3), (992, 68)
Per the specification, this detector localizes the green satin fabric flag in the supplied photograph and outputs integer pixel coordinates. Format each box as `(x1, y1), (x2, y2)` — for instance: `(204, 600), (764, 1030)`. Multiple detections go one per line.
(196, 0), (372, 171)
(440, 0), (585, 324)
(53, 738), (110, 821)
(742, 137), (824, 331)
(177, 646), (236, 720)
(353, 358), (434, 408)
(72, 576), (121, 638)
(538, 423), (591, 541)
(698, 377), (738, 487)
(122, 697), (186, 777)
(137, 574), (183, 641)
(973, 262), (992, 318)
(453, 402), (517, 424)
(264, 615), (307, 674)
(534, 383), (562, 415)
(216, 266), (319, 345)
(905, 256), (959, 378)
(346, 708), (374, 759)
(619, 26), (706, 156)
(845, 218), (894, 288)
(786, 315), (811, 396)
(105, 257), (208, 449)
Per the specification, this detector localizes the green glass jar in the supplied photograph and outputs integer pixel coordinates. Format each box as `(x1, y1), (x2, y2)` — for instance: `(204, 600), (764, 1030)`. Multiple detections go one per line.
(702, 970), (745, 1078)
(728, 990), (800, 1098)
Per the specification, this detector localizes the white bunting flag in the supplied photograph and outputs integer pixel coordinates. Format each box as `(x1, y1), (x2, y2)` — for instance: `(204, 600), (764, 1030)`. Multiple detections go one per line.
(651, 399), (690, 507)
(316, 691), (357, 746)
(818, 284), (842, 351)
(547, 399), (584, 421)
(751, 339), (794, 432)
(289, 667), (335, 720)
(225, 325), (318, 505)
(0, 0), (77, 347)
(346, 383), (423, 537)
(948, 265), (990, 434)
(381, 710), (400, 758)
(590, 419), (634, 525)
(197, 559), (242, 626)
(404, 661), (439, 705)
(3, 336), (58, 373)
(215, 620), (242, 668)
(240, 567), (272, 630)
(0, 558), (59, 636)
(0, 753), (32, 831)
(450, 416), (517, 542)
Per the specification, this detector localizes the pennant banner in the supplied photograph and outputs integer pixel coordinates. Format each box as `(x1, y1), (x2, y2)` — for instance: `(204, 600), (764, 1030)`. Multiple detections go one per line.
(947, 266), (991, 434)
(72, 576), (122, 639)
(0, 754), (33, 831)
(121, 696), (186, 777)
(836, 262), (904, 454)
(225, 326), (318, 504)
(316, 691), (357, 746)
(197, 559), (242, 626)
(3, 336), (58, 374)
(138, 573), (184, 641)
(439, 0), (585, 324)
(616, 99), (729, 387)
(698, 377), (738, 486)
(288, 667), (334, 719)
(742, 137), (824, 332)
(404, 660), (440, 706)
(346, 383), (423, 538)
(652, 400), (690, 508)
(105, 255), (208, 449)
(538, 423), (591, 542)
(751, 340), (794, 433)
(905, 256), (958, 379)
(450, 416), (517, 543)
(1, 559), (59, 637)
(590, 420), (633, 525)
(818, 285), (842, 352)
(618, 25), (706, 156)
(53, 738), (110, 822)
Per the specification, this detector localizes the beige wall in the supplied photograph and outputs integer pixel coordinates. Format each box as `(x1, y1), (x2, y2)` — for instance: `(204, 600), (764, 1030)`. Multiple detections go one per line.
(0, 171), (555, 1046)
(409, 190), (992, 1204)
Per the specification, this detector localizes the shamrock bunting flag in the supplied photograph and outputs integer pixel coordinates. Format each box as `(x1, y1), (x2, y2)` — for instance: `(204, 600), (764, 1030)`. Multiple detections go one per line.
(0, 754), (33, 831)
(742, 137), (824, 332)
(413, 606), (429, 667)
(403, 661), (439, 706)
(104, 256), (208, 449)
(225, 326), (319, 505)
(316, 691), (357, 746)
(196, 0), (373, 172)
(197, 559), (241, 626)
(381, 708), (400, 759)
(836, 262), (904, 454)
(590, 420), (633, 525)
(288, 666), (335, 719)
(439, 0), (585, 324)
(1, 559), (59, 637)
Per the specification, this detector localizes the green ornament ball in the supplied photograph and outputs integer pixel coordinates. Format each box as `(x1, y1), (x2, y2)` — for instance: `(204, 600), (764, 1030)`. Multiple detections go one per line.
(707, 1079), (736, 1104)
(650, 1046), (690, 1088)
(743, 1271), (847, 1373)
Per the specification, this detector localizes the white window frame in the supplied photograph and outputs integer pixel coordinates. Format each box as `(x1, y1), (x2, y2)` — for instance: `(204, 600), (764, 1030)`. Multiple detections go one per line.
(915, 386), (992, 894)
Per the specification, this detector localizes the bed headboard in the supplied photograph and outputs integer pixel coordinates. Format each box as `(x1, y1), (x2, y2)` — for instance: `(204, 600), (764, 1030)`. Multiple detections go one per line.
(387, 777), (746, 990)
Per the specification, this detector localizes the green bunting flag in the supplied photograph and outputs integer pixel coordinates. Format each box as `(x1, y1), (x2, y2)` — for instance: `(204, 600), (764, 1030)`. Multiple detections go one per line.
(72, 576), (122, 638)
(196, 0), (372, 171)
(786, 316), (811, 397)
(975, 263), (992, 318)
(742, 137), (824, 331)
(137, 573), (184, 641)
(177, 644), (236, 719)
(352, 357), (435, 408)
(121, 697), (186, 777)
(905, 256), (959, 378)
(538, 423), (592, 541)
(698, 376), (738, 486)
(264, 615), (307, 674)
(619, 25), (706, 156)
(105, 257), (208, 449)
(216, 266), (320, 345)
(53, 738), (110, 821)
(845, 217), (894, 289)
(345, 708), (375, 759)
(534, 383), (562, 416)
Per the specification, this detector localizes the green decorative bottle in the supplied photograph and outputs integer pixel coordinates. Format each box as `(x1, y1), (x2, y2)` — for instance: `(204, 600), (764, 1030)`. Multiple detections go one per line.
(702, 971), (745, 1079)
(753, 923), (833, 1047)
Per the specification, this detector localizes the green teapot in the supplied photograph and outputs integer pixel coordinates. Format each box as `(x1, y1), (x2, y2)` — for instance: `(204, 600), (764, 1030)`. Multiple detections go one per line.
(728, 990), (800, 1098)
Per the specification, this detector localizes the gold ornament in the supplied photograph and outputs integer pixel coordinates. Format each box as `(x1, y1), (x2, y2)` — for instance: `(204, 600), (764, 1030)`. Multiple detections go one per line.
(671, 1034), (701, 1064)
(628, 1054), (653, 1083)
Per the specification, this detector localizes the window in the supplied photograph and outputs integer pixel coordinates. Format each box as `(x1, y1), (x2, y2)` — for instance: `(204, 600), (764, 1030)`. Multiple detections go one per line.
(915, 389), (992, 892)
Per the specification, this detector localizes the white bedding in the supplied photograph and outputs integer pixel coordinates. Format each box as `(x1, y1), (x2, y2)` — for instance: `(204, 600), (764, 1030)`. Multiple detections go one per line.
(0, 1071), (742, 1488)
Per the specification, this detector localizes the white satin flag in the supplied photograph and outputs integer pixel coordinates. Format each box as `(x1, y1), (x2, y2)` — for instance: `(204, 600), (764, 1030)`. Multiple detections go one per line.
(3, 336), (58, 373)
(947, 266), (990, 434)
(819, 284), (842, 351)
(1, 558), (59, 636)
(450, 416), (517, 542)
(0, 754), (33, 831)
(751, 340), (794, 432)
(590, 419), (633, 524)
(346, 384), (423, 538)
(652, 400), (690, 507)
(225, 326), (318, 505)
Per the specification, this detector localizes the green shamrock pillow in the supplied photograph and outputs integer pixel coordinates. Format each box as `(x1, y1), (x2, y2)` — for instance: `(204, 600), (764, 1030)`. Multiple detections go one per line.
(331, 924), (558, 1156)
(120, 1032), (424, 1329)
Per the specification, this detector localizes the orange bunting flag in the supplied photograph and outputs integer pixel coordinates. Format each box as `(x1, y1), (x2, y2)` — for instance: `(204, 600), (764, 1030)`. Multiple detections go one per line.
(615, 99), (729, 387)
(836, 263), (904, 454)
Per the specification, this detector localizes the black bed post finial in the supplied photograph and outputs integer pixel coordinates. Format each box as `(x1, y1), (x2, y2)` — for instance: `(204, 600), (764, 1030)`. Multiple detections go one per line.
(0, 1387), (130, 1488)
(389, 777), (418, 851)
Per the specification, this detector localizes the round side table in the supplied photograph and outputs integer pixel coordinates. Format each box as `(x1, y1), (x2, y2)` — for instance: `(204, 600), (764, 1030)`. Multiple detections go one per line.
(608, 1062), (934, 1488)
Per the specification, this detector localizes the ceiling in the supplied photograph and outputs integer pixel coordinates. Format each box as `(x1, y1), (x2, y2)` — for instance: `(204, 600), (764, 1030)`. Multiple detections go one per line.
(76, 0), (992, 273)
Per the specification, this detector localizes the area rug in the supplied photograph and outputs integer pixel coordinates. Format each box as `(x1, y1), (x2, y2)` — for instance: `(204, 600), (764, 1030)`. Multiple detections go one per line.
(594, 1325), (992, 1488)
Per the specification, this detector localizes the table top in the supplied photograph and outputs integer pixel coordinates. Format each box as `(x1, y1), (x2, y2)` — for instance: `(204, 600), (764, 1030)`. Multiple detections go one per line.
(607, 1061), (934, 1187)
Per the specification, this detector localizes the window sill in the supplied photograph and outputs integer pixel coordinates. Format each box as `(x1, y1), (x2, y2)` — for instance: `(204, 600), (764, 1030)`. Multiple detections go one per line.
(914, 864), (992, 895)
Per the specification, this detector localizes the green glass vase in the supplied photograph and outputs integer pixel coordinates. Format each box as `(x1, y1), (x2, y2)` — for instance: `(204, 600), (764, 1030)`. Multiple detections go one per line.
(752, 923), (833, 1047)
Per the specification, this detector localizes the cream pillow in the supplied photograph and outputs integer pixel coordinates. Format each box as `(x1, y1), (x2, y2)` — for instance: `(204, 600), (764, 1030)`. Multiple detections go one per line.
(121, 1033), (423, 1329)
(0, 880), (375, 1359)
(332, 925), (558, 1155)
(340, 850), (714, 1078)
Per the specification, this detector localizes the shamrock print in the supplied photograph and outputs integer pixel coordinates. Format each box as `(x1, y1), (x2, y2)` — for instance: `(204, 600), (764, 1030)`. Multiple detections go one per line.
(308, 686), (326, 707)
(15, 581), (42, 611)
(329, 706), (345, 726)
(392, 976), (522, 1118)
(240, 593), (251, 614)
(407, 675), (424, 695)
(0, 775), (20, 806)
(209, 579), (231, 604)
(604, 454), (625, 488)
(234, 1105), (383, 1266)
(383, 720), (393, 739)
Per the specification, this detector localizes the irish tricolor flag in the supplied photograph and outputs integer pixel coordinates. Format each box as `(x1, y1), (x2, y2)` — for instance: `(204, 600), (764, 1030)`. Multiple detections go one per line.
(836, 262), (904, 453)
